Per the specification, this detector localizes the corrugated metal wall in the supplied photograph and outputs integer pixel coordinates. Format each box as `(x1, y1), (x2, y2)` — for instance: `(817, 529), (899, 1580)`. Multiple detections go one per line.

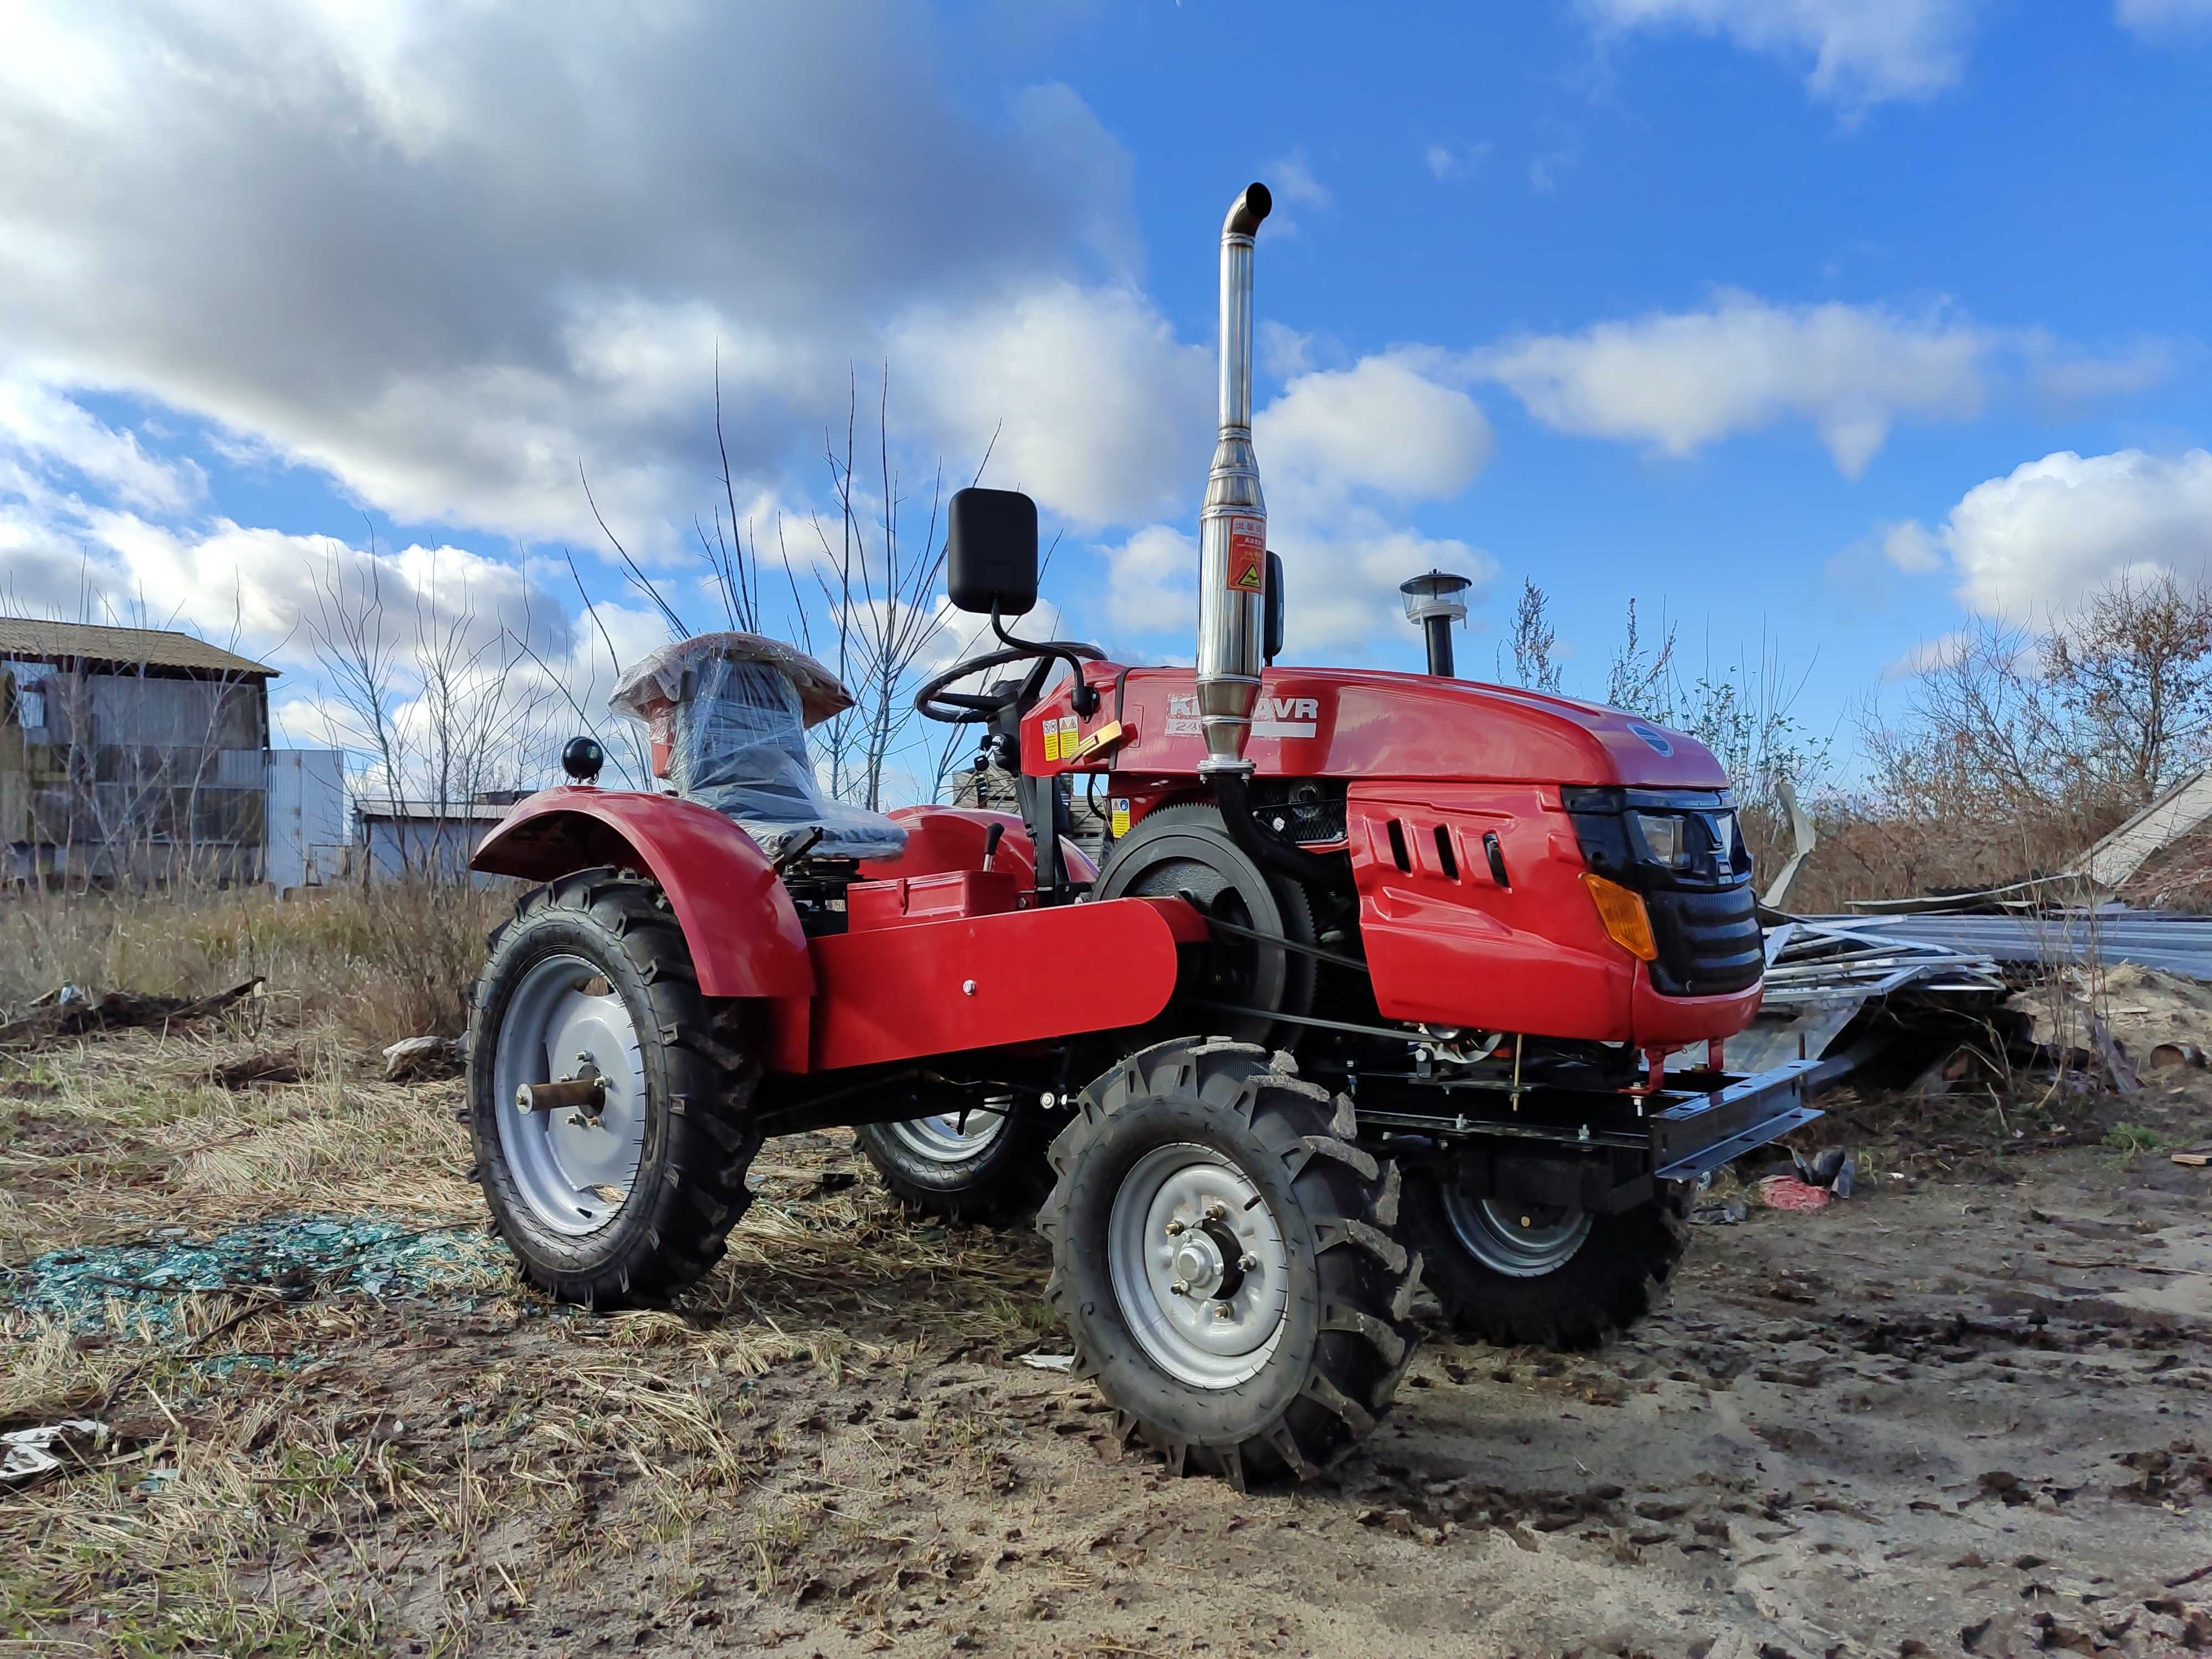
(2, 661), (271, 883)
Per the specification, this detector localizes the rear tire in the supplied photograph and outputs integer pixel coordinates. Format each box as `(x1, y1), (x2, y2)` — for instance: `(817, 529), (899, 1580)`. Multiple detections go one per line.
(1399, 1173), (1689, 1349)
(1038, 1037), (1421, 1485)
(468, 868), (759, 1307)
(854, 1098), (1056, 1225)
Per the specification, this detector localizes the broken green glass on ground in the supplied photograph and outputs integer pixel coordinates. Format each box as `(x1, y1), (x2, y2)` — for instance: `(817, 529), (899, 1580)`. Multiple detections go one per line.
(2, 1214), (512, 1334)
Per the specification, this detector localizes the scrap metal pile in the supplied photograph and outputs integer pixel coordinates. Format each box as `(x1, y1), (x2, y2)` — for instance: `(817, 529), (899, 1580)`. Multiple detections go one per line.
(1721, 902), (2212, 1094)
(1719, 767), (2212, 1094)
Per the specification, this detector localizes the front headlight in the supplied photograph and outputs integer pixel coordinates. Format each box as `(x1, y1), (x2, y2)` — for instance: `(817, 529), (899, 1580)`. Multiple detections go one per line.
(1629, 810), (1692, 869)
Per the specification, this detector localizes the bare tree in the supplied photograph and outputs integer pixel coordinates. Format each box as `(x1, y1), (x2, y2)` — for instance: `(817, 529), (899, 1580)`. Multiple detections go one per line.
(2041, 571), (2212, 806)
(303, 531), (557, 881)
(601, 362), (994, 813)
(1604, 597), (1676, 716)
(1504, 578), (1562, 693)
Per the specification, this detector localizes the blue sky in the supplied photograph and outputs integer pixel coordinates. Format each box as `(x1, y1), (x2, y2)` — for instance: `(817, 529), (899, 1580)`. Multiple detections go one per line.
(2, 1), (2208, 790)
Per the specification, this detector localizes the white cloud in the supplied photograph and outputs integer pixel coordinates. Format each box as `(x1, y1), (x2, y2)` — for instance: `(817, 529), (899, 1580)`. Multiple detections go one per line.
(1093, 354), (1498, 655)
(1472, 291), (1987, 476)
(1099, 524), (1198, 637)
(0, 6), (1151, 546)
(1258, 356), (1495, 507)
(1426, 141), (1492, 182)
(2116, 0), (2212, 37)
(1579, 0), (1980, 108)
(2022, 332), (2178, 405)
(1881, 520), (1943, 572)
(1258, 322), (1319, 379)
(1937, 449), (2212, 620)
(0, 380), (204, 514)
(891, 282), (1212, 530)
(1265, 152), (1332, 210)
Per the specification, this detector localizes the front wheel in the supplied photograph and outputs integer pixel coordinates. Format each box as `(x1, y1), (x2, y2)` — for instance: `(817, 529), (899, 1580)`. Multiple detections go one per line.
(1399, 1172), (1689, 1349)
(1038, 1038), (1422, 1485)
(468, 869), (760, 1307)
(854, 1094), (1056, 1224)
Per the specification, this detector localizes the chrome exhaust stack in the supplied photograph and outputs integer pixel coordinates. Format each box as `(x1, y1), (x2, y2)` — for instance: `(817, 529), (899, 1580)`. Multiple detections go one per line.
(1195, 181), (1271, 778)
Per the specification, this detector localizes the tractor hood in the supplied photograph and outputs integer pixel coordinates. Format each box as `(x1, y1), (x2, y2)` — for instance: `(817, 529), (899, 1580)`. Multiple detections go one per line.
(1035, 663), (1732, 791)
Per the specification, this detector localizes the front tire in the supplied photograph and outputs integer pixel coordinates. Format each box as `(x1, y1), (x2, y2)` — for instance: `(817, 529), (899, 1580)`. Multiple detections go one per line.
(468, 868), (759, 1307)
(854, 1095), (1056, 1224)
(1039, 1038), (1421, 1485)
(1399, 1173), (1689, 1349)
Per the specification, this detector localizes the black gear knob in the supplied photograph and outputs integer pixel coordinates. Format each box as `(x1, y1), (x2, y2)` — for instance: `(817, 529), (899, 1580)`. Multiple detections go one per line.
(561, 735), (605, 784)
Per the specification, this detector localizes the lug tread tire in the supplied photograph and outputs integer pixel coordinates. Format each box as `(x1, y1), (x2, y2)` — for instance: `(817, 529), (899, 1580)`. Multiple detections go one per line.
(468, 868), (759, 1309)
(1037, 1036), (1421, 1485)
(854, 1110), (1058, 1227)
(1401, 1176), (1690, 1350)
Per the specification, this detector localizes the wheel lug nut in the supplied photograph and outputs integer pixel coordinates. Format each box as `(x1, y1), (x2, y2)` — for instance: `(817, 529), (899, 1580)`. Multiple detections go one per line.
(1204, 1201), (1227, 1221)
(1164, 1220), (1187, 1235)
(1238, 1253), (1258, 1271)
(1212, 1304), (1230, 1321)
(1170, 1279), (1190, 1297)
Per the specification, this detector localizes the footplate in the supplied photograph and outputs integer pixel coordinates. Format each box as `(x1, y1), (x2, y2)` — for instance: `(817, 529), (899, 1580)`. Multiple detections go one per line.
(1647, 1058), (1823, 1182)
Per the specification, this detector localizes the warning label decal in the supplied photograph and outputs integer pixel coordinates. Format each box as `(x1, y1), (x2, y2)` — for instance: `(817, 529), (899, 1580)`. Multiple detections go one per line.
(1227, 517), (1265, 593)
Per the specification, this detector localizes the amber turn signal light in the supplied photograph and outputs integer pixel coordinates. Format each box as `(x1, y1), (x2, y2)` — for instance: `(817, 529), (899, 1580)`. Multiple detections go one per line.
(1581, 873), (1657, 961)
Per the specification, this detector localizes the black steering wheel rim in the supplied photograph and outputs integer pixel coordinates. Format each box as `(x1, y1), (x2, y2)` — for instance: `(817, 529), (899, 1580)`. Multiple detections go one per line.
(915, 638), (1106, 726)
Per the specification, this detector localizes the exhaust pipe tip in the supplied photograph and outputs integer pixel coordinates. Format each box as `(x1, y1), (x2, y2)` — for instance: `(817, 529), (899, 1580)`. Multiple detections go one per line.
(1224, 182), (1272, 238)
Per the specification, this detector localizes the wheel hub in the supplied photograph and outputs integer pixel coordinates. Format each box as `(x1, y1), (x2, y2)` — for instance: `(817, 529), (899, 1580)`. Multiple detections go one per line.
(492, 955), (650, 1237)
(884, 1098), (1010, 1165)
(1441, 1186), (1593, 1278)
(1108, 1143), (1288, 1389)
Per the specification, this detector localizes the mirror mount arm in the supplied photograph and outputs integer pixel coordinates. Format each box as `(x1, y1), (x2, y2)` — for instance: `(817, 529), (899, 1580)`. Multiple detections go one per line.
(989, 604), (1100, 718)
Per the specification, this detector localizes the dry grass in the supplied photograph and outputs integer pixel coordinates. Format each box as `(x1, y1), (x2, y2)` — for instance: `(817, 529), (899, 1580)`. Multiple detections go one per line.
(0, 991), (1057, 1655)
(0, 879), (512, 1047)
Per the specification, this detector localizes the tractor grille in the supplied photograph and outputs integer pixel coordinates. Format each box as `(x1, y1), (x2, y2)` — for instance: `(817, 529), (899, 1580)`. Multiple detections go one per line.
(1645, 883), (1764, 997)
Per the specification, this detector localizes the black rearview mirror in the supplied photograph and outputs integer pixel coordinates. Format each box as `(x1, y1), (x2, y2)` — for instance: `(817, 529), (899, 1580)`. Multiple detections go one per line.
(1263, 550), (1285, 664)
(947, 488), (1039, 616)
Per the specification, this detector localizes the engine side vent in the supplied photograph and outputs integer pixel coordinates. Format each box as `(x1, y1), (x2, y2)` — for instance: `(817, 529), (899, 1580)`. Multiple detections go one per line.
(1432, 825), (1460, 882)
(1385, 818), (1412, 873)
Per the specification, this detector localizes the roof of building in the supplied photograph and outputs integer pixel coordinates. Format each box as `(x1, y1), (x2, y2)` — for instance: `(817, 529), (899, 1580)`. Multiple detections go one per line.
(0, 618), (277, 679)
(355, 799), (519, 824)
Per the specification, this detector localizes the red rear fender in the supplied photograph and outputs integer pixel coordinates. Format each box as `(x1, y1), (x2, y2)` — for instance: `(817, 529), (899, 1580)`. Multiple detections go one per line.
(470, 787), (813, 999)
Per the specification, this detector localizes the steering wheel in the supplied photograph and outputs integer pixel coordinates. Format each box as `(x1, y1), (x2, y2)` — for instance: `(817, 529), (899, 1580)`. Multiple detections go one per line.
(915, 639), (1106, 726)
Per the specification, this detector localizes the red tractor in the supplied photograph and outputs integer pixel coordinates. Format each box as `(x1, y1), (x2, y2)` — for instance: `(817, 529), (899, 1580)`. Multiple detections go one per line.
(466, 182), (1817, 1484)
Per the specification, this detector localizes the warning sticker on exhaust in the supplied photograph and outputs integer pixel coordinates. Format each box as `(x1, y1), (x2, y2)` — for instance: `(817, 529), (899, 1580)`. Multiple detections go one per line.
(1227, 517), (1265, 593)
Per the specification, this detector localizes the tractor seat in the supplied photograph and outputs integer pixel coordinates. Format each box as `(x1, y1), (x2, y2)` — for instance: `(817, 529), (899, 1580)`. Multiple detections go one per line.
(608, 634), (908, 864)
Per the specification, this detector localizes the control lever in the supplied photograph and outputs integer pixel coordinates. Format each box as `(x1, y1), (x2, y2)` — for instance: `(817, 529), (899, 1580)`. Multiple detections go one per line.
(981, 821), (1006, 872)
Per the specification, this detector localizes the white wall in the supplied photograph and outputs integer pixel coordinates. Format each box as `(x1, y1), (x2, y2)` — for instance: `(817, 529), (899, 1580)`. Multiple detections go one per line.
(266, 749), (346, 889)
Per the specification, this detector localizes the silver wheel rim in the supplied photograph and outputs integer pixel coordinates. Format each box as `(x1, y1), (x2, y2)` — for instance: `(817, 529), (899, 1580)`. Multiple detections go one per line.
(1441, 1187), (1592, 1277)
(1107, 1142), (1288, 1390)
(884, 1099), (1010, 1165)
(492, 954), (650, 1236)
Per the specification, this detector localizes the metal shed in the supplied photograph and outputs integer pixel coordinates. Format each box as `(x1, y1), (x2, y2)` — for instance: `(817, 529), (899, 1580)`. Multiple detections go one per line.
(0, 619), (277, 886)
(354, 796), (522, 884)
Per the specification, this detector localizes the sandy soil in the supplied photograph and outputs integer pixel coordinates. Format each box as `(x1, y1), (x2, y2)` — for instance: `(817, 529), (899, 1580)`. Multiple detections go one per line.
(4, 1026), (2209, 1657)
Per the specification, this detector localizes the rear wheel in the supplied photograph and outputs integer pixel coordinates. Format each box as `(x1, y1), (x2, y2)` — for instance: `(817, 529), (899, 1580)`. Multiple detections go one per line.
(1399, 1172), (1688, 1349)
(468, 869), (759, 1307)
(854, 1094), (1056, 1224)
(1039, 1037), (1421, 1485)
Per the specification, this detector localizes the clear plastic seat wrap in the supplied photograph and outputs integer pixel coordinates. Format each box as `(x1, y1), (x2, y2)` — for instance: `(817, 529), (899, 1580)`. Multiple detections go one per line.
(608, 633), (908, 863)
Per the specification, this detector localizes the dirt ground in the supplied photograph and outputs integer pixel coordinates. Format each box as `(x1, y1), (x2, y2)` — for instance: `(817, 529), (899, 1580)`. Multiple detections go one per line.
(4, 1014), (2209, 1658)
